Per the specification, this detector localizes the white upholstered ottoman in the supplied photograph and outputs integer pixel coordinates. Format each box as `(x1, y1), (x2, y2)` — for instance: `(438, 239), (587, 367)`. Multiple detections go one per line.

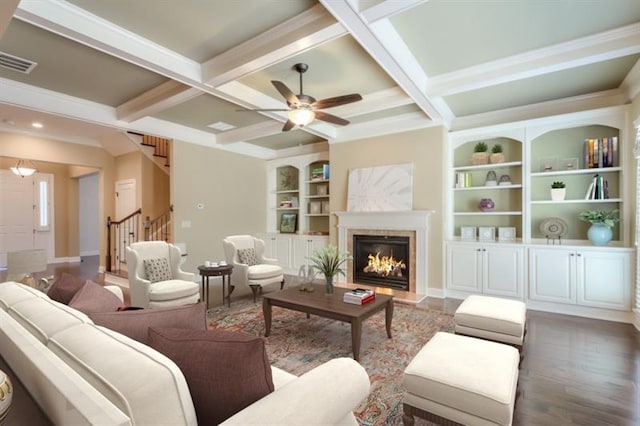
(454, 295), (526, 348)
(403, 332), (520, 426)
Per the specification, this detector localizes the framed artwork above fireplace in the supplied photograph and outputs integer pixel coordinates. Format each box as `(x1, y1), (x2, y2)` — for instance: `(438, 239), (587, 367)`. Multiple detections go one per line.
(347, 163), (413, 212)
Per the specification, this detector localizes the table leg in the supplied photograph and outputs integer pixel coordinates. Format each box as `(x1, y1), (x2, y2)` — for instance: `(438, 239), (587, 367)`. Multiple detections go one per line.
(351, 319), (362, 361)
(385, 299), (394, 338)
(221, 275), (227, 308)
(201, 275), (206, 304)
(205, 276), (210, 308)
(263, 298), (272, 337)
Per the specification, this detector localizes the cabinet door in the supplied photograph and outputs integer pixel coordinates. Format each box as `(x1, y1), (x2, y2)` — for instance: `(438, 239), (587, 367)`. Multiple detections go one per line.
(271, 235), (292, 270)
(577, 251), (631, 311)
(446, 244), (481, 293)
(292, 236), (328, 271)
(483, 246), (524, 298)
(528, 248), (575, 303)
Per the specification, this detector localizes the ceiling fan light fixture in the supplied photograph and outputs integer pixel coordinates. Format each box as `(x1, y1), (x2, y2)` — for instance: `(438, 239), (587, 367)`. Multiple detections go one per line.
(10, 159), (37, 177)
(288, 108), (315, 126)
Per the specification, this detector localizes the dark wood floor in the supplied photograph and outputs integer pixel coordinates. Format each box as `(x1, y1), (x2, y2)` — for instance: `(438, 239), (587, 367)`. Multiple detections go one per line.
(2, 256), (639, 425)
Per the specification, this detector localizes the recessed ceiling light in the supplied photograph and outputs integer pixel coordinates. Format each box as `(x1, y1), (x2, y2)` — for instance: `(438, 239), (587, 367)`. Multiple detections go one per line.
(31, 122), (43, 128)
(207, 121), (236, 132)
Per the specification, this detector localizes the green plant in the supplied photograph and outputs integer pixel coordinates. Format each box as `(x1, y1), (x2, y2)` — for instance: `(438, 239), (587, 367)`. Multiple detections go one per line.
(578, 209), (619, 228)
(473, 142), (488, 153)
(491, 144), (503, 154)
(551, 181), (565, 188)
(309, 245), (351, 279)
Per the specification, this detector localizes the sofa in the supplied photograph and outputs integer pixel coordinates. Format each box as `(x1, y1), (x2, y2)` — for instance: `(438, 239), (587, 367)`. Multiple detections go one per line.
(0, 281), (371, 425)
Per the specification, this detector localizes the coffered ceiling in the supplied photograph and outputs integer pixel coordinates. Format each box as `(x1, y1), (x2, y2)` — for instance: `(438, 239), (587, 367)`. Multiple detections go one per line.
(0, 0), (638, 159)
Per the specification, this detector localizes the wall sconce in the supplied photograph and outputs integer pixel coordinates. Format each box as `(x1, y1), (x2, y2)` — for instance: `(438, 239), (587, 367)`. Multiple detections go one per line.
(10, 159), (37, 178)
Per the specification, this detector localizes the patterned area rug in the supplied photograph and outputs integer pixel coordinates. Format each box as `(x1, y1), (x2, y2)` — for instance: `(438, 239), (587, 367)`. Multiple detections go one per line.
(208, 298), (454, 426)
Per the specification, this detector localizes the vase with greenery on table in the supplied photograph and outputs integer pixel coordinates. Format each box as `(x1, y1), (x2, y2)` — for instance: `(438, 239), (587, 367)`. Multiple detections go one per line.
(578, 209), (619, 246)
(309, 245), (351, 294)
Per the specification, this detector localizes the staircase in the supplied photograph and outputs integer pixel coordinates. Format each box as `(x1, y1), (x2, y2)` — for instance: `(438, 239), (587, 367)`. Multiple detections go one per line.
(140, 134), (170, 168)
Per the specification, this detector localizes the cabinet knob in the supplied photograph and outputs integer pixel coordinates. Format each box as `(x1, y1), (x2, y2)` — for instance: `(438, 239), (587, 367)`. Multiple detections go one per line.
(482, 248), (487, 252)
(570, 253), (575, 256)
(476, 248), (482, 252)
(577, 253), (582, 257)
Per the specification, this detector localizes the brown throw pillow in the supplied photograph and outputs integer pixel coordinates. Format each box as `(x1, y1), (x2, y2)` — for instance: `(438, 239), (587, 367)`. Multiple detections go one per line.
(143, 258), (172, 283)
(148, 328), (274, 425)
(237, 248), (257, 266)
(47, 272), (86, 304)
(68, 280), (122, 314)
(89, 302), (207, 344)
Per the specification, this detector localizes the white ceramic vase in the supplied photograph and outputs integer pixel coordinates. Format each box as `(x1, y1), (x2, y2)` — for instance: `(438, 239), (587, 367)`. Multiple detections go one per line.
(550, 188), (566, 201)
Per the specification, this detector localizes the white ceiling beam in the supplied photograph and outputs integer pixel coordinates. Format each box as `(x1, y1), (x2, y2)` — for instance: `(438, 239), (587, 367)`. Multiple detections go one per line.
(0, 0), (19, 39)
(360, 0), (428, 23)
(332, 111), (440, 143)
(428, 23), (640, 97)
(116, 81), (199, 122)
(620, 58), (640, 100)
(15, 0), (203, 84)
(201, 4), (346, 86)
(215, 120), (283, 145)
(328, 86), (413, 117)
(320, 0), (445, 123)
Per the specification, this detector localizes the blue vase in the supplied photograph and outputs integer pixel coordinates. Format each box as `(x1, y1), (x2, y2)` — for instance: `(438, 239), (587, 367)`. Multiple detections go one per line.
(587, 223), (612, 246)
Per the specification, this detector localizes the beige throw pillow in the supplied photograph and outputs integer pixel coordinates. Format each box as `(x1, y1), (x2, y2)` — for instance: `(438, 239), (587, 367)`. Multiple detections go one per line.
(143, 258), (172, 283)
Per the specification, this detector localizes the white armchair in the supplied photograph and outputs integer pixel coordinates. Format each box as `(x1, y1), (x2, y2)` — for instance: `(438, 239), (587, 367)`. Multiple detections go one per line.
(125, 241), (200, 308)
(222, 235), (285, 302)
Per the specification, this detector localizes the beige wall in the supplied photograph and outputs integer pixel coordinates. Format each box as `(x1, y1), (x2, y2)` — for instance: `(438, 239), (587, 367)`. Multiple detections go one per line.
(142, 154), (170, 220)
(0, 131), (115, 266)
(172, 141), (267, 285)
(330, 126), (448, 291)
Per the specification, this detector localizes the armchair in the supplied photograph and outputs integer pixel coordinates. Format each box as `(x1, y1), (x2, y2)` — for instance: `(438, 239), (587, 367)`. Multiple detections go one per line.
(222, 235), (285, 302)
(125, 241), (200, 308)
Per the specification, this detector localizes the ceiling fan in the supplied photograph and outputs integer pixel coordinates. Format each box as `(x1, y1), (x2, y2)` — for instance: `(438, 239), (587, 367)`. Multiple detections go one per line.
(242, 63), (363, 132)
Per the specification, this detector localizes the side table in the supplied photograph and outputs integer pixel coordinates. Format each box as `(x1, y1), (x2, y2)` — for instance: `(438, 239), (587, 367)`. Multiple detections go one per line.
(197, 265), (234, 307)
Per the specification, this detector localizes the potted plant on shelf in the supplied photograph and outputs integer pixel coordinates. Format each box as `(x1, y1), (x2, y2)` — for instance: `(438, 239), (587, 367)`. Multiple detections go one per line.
(550, 181), (566, 201)
(309, 245), (351, 294)
(471, 142), (489, 165)
(578, 209), (619, 246)
(490, 144), (505, 164)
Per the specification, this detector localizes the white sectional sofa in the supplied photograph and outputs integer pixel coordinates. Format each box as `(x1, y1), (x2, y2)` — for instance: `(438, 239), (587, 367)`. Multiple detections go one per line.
(0, 281), (371, 425)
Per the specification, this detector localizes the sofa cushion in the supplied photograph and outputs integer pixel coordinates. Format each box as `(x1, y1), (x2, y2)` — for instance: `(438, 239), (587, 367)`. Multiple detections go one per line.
(47, 272), (86, 304)
(89, 302), (206, 344)
(238, 248), (257, 266)
(247, 264), (283, 280)
(144, 258), (172, 283)
(0, 281), (48, 310)
(148, 327), (274, 425)
(68, 280), (123, 314)
(47, 323), (197, 425)
(148, 279), (200, 302)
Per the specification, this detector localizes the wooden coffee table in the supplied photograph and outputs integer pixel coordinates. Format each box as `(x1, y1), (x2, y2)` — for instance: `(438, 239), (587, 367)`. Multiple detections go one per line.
(262, 284), (393, 361)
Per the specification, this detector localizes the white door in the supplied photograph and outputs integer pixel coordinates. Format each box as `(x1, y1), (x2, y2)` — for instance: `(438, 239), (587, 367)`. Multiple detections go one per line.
(528, 248), (575, 303)
(446, 243), (482, 293)
(115, 179), (136, 220)
(0, 170), (34, 266)
(483, 245), (524, 298)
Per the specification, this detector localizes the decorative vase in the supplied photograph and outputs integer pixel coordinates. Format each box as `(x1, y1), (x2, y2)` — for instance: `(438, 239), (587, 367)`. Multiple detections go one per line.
(471, 152), (490, 165)
(297, 265), (315, 292)
(587, 223), (613, 246)
(490, 153), (505, 164)
(550, 188), (566, 201)
(478, 198), (495, 212)
(325, 275), (334, 294)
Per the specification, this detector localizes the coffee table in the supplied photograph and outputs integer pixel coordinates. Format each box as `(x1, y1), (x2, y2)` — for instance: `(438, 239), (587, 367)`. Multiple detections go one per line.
(262, 284), (393, 361)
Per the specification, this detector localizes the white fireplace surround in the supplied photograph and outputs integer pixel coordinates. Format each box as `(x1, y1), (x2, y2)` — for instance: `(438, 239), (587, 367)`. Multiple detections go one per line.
(335, 210), (433, 296)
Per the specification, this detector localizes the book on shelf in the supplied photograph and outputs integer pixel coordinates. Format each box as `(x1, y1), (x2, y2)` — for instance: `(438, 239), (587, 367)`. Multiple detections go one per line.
(584, 137), (618, 169)
(584, 174), (609, 200)
(322, 164), (330, 180)
(343, 288), (376, 305)
(454, 172), (473, 188)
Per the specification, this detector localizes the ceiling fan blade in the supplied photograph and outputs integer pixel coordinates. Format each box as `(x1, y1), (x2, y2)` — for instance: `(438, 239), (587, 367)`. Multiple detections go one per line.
(311, 93), (362, 110)
(282, 119), (296, 132)
(236, 108), (289, 112)
(315, 111), (349, 126)
(271, 80), (300, 106)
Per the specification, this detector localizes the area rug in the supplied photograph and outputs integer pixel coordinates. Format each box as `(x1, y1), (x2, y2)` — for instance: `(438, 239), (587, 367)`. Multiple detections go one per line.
(208, 299), (454, 426)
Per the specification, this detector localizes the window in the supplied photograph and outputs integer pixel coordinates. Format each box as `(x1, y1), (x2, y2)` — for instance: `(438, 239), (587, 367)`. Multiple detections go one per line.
(34, 174), (51, 231)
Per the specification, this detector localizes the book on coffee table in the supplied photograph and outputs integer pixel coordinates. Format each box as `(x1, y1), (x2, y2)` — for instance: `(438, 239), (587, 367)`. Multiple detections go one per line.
(343, 288), (376, 305)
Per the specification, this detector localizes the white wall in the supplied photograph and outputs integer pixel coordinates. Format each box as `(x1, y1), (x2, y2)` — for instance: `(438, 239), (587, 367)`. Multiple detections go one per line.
(79, 172), (99, 256)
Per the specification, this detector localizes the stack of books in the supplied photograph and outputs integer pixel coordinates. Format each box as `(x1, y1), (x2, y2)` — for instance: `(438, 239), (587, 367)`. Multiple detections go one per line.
(343, 288), (375, 305)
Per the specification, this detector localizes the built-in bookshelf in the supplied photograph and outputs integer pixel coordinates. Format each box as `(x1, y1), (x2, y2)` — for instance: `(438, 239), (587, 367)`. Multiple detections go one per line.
(305, 160), (330, 235)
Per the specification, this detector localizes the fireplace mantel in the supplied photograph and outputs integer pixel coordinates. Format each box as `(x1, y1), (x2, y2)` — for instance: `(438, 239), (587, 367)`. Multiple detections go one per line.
(335, 210), (434, 296)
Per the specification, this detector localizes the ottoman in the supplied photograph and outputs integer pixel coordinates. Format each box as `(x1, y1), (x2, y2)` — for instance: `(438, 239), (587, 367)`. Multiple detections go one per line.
(454, 295), (526, 348)
(403, 332), (519, 426)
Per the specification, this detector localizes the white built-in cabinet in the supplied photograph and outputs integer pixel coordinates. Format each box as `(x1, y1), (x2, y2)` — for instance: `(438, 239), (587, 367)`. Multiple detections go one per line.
(446, 242), (524, 299)
(258, 233), (328, 275)
(445, 105), (635, 321)
(529, 246), (632, 311)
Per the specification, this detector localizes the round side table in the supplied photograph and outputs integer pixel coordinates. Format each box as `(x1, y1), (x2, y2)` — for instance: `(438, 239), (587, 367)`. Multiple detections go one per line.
(0, 369), (12, 424)
(198, 265), (234, 308)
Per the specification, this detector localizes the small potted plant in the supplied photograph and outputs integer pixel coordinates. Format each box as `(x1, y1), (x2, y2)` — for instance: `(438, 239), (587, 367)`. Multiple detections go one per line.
(490, 144), (505, 164)
(309, 245), (351, 294)
(471, 142), (489, 165)
(578, 209), (619, 246)
(550, 181), (566, 201)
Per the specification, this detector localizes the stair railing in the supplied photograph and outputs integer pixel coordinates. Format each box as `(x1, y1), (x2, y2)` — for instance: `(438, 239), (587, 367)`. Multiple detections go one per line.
(106, 208), (142, 273)
(144, 205), (173, 242)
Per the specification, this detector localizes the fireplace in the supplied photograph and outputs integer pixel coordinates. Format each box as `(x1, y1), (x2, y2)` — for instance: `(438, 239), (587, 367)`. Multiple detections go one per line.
(353, 234), (410, 290)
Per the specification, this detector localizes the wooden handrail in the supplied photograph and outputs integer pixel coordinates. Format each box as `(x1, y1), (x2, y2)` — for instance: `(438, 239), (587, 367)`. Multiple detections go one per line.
(106, 208), (142, 273)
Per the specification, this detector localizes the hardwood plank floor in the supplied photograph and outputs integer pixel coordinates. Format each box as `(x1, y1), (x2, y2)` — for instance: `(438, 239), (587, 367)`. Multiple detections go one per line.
(1, 256), (638, 425)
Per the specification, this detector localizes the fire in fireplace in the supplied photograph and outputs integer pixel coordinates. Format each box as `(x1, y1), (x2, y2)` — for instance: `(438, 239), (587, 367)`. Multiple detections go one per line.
(353, 234), (410, 290)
